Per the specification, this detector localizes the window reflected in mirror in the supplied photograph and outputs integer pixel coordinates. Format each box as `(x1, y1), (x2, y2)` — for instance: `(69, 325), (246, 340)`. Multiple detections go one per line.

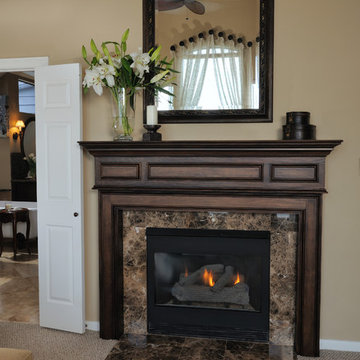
(18, 80), (35, 114)
(155, 0), (260, 111)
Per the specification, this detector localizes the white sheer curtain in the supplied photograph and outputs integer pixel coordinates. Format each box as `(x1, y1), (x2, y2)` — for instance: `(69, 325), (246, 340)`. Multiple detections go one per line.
(173, 37), (210, 110)
(171, 34), (259, 110)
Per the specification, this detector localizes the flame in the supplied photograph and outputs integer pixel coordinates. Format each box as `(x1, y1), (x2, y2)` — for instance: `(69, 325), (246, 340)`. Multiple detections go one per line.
(203, 268), (215, 287)
(185, 267), (189, 278)
(234, 272), (241, 285)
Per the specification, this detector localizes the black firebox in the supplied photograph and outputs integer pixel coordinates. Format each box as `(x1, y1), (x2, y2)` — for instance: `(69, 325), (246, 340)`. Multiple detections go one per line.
(146, 228), (270, 342)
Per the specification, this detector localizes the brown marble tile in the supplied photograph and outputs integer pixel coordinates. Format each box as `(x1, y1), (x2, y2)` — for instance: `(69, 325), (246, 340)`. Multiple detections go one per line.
(122, 211), (298, 345)
(106, 335), (296, 360)
(0, 251), (39, 324)
(179, 337), (226, 360)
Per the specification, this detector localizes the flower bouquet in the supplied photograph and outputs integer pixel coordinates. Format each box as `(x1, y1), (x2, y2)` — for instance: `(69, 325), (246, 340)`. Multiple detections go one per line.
(82, 29), (177, 141)
(24, 153), (36, 179)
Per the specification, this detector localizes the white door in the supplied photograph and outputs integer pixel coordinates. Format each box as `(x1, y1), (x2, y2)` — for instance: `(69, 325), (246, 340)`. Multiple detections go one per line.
(35, 64), (84, 333)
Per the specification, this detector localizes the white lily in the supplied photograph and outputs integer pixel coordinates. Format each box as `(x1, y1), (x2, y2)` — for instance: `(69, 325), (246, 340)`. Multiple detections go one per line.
(97, 64), (116, 87)
(150, 70), (169, 84)
(93, 82), (103, 96)
(130, 52), (151, 78)
(83, 68), (104, 96)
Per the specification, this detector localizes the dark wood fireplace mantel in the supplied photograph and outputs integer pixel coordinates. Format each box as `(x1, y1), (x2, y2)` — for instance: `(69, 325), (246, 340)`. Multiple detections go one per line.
(80, 140), (342, 357)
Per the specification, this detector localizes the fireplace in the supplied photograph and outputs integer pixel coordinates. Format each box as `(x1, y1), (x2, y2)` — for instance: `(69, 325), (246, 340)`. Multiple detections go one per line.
(80, 139), (342, 357)
(147, 228), (270, 341)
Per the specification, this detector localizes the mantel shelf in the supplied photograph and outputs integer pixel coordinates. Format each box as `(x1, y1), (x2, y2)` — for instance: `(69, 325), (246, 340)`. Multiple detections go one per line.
(80, 139), (342, 151)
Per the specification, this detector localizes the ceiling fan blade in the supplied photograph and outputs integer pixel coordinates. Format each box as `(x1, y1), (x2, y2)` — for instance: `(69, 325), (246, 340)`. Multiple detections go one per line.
(156, 0), (185, 11)
(184, 0), (205, 15)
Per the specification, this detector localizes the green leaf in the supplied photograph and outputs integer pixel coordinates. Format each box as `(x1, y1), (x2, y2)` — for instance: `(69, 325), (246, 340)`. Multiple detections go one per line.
(82, 46), (91, 65)
(121, 29), (129, 55)
(90, 39), (100, 57)
(102, 41), (120, 46)
(121, 28), (130, 43)
(150, 46), (162, 62)
(83, 87), (89, 95)
(156, 86), (174, 97)
(121, 41), (127, 54)
(129, 94), (135, 110)
(121, 58), (132, 73)
(102, 43), (114, 67)
(161, 76), (176, 87)
(115, 44), (121, 56)
(82, 46), (87, 60)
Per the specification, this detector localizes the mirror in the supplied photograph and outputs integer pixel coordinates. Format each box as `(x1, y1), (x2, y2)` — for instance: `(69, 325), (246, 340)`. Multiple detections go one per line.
(21, 117), (36, 158)
(143, 0), (273, 123)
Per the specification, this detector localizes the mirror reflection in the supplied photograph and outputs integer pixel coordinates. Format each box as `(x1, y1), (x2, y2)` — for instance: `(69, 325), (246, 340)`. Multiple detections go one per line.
(155, 0), (260, 111)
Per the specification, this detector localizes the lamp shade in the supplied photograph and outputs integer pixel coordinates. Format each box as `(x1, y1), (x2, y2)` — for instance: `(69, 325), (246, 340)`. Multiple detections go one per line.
(15, 120), (25, 129)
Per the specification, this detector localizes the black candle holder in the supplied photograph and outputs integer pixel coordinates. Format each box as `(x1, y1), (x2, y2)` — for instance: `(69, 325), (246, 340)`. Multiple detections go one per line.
(142, 125), (162, 141)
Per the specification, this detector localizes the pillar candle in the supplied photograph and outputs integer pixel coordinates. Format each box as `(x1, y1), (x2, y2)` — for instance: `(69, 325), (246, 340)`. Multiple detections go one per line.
(146, 105), (158, 125)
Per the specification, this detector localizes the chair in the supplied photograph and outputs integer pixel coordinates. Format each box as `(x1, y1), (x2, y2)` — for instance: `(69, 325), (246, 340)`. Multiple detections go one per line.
(0, 208), (30, 259)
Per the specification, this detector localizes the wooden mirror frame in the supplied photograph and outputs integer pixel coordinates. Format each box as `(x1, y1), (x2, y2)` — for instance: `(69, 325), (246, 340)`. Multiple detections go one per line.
(20, 116), (35, 157)
(143, 0), (274, 124)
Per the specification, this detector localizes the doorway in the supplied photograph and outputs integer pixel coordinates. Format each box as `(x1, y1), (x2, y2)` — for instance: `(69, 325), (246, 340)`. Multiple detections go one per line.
(0, 69), (39, 324)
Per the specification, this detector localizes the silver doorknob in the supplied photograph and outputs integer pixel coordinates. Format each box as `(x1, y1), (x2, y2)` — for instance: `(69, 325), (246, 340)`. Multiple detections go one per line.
(74, 212), (79, 217)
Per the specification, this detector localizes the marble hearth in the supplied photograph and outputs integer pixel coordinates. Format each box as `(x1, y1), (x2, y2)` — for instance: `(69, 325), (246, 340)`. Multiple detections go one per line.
(80, 140), (342, 357)
(123, 210), (297, 346)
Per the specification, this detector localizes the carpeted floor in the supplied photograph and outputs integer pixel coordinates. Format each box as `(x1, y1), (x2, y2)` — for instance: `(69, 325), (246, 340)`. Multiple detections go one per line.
(0, 321), (117, 360)
(1, 321), (359, 360)
(298, 351), (360, 360)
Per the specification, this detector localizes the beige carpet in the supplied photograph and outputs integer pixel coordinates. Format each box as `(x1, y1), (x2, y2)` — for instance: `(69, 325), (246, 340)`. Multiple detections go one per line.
(298, 350), (360, 360)
(298, 351), (360, 360)
(0, 321), (117, 360)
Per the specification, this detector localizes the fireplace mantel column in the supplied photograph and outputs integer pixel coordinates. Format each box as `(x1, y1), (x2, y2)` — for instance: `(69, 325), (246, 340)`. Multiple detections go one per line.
(80, 140), (342, 357)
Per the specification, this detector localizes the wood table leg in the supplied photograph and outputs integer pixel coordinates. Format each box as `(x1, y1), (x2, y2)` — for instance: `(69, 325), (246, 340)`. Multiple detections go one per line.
(26, 212), (31, 255)
(0, 223), (3, 257)
(12, 219), (17, 260)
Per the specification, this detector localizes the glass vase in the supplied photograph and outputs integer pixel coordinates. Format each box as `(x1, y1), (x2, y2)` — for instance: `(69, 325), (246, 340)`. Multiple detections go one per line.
(111, 87), (134, 141)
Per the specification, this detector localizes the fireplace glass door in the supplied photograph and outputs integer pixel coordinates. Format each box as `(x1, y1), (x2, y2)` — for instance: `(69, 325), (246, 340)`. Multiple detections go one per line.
(147, 228), (270, 341)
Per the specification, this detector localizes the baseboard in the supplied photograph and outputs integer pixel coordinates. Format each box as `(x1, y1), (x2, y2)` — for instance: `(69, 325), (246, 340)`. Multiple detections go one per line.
(85, 321), (100, 332)
(320, 339), (360, 352)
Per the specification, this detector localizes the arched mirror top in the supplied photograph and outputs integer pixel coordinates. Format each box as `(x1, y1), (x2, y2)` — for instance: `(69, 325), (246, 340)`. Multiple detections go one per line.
(21, 116), (36, 158)
(143, 0), (274, 124)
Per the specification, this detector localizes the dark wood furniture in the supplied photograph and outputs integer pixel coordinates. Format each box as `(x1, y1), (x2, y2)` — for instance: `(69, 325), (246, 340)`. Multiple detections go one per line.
(80, 140), (342, 357)
(11, 179), (37, 201)
(0, 207), (30, 259)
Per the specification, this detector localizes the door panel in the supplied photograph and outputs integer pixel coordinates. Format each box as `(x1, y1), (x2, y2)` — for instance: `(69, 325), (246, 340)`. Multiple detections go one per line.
(35, 64), (84, 333)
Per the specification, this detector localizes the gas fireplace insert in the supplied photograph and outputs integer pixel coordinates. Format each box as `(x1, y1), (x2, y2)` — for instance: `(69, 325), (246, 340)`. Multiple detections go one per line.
(147, 228), (270, 341)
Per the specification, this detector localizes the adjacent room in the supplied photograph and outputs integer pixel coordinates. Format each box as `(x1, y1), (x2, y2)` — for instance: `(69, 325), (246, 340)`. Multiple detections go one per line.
(0, 71), (39, 325)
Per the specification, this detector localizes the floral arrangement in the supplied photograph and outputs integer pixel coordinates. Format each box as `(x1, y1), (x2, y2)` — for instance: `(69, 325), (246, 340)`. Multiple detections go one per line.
(24, 153), (36, 179)
(81, 29), (177, 138)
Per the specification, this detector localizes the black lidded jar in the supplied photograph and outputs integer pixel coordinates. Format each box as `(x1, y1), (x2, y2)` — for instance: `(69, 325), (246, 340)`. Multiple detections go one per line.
(286, 111), (310, 125)
(283, 124), (316, 140)
(283, 111), (316, 140)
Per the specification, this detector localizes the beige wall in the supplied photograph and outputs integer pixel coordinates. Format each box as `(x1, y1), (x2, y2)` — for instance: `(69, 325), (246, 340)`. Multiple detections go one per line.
(1, 0), (360, 342)
(0, 138), (11, 189)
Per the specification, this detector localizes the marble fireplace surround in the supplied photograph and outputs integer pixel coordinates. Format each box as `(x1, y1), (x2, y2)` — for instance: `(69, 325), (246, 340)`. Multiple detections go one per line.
(122, 210), (298, 345)
(80, 140), (342, 357)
